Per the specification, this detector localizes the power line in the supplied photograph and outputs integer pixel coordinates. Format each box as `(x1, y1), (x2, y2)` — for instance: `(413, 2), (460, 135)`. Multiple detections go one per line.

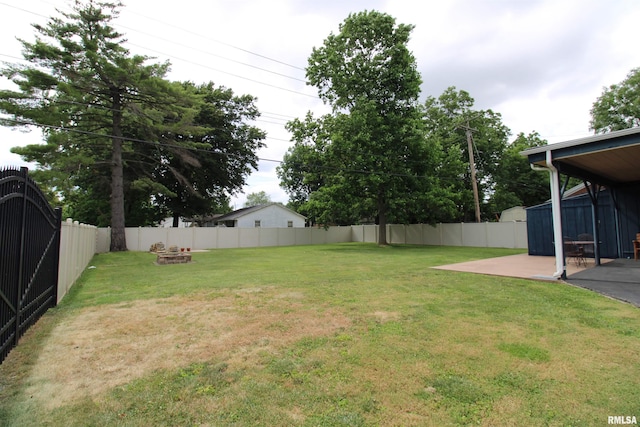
(1, 1), (305, 73)
(255, 119), (289, 126)
(0, 2), (317, 103)
(1, 48), (314, 102)
(124, 9), (306, 72)
(0, 2), (49, 20)
(264, 136), (292, 143)
(123, 42), (315, 99)
(262, 111), (297, 119)
(117, 24), (306, 83)
(0, 53), (30, 63)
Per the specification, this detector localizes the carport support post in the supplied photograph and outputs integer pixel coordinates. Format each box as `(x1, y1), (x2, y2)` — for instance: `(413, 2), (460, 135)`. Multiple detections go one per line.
(585, 181), (602, 266)
(591, 204), (601, 265)
(590, 186), (601, 266)
(547, 152), (566, 279)
(611, 189), (623, 258)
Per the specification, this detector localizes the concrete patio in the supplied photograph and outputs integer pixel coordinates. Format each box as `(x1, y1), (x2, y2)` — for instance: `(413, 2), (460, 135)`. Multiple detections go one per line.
(432, 253), (640, 307)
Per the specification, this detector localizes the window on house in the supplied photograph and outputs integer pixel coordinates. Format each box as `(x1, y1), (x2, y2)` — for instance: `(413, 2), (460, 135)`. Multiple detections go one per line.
(287, 221), (293, 228)
(254, 220), (261, 227)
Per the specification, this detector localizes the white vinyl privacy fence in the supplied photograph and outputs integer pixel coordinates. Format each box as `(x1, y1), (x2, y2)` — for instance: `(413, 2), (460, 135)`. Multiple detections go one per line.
(351, 223), (528, 248)
(96, 226), (354, 252)
(58, 219), (97, 303)
(96, 222), (527, 253)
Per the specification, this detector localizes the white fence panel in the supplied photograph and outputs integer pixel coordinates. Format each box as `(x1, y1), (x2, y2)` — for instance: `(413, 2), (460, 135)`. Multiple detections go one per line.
(514, 222), (528, 248)
(486, 222), (518, 248)
(217, 228), (240, 249)
(388, 224), (405, 244)
(363, 225), (378, 243)
(258, 228), (279, 247)
(405, 224), (424, 245)
(350, 225), (364, 242)
(423, 224), (442, 245)
(442, 223), (463, 246)
(278, 228), (297, 247)
(461, 223), (487, 247)
(138, 227), (165, 251)
(327, 226), (352, 243)
(193, 228), (218, 249)
(58, 219), (97, 303)
(167, 228), (194, 250)
(97, 228), (110, 253)
(295, 228), (312, 246)
(239, 228), (260, 248)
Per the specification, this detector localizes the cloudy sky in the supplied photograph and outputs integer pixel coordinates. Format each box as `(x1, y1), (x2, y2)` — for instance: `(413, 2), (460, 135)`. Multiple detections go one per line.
(1, 0), (639, 208)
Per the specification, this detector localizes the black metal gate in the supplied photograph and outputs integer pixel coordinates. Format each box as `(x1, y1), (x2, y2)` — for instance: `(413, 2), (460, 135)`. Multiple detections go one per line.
(1, 167), (61, 364)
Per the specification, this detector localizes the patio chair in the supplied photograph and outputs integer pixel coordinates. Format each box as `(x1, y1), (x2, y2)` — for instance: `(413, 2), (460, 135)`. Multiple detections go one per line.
(577, 233), (595, 261)
(564, 237), (585, 267)
(634, 233), (640, 261)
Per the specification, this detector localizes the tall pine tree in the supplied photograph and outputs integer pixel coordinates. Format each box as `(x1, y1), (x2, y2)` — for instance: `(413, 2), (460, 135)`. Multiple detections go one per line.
(1, 1), (206, 250)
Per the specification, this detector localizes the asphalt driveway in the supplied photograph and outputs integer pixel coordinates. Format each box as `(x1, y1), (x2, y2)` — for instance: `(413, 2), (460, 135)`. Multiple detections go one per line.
(567, 258), (640, 307)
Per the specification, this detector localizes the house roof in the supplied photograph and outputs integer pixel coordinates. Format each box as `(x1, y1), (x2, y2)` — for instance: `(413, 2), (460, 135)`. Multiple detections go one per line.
(521, 127), (640, 185)
(215, 203), (306, 222)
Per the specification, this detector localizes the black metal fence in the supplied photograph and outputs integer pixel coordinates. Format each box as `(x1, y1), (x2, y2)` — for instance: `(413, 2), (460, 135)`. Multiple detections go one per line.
(1, 167), (61, 364)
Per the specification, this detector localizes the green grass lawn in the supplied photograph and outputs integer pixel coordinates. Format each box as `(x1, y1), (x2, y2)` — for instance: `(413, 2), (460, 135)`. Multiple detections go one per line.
(1, 243), (639, 426)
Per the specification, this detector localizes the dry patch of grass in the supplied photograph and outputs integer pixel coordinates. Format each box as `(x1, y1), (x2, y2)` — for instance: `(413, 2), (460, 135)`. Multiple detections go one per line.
(23, 288), (350, 410)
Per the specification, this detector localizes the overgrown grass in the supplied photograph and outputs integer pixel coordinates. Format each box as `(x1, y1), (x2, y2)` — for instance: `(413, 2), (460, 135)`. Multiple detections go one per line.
(1, 243), (639, 426)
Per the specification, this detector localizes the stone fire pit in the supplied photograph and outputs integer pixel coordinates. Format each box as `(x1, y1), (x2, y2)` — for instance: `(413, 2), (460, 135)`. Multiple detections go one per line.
(151, 243), (192, 265)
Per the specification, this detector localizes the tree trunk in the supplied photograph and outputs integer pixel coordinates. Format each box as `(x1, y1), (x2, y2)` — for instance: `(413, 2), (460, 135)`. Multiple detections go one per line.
(172, 213), (180, 228)
(377, 193), (388, 246)
(109, 91), (127, 251)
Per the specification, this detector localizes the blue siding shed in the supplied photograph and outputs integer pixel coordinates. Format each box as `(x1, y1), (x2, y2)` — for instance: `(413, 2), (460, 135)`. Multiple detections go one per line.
(526, 187), (640, 259)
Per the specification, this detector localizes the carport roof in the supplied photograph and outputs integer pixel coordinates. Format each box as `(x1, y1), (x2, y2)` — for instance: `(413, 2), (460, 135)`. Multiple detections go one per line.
(521, 127), (640, 185)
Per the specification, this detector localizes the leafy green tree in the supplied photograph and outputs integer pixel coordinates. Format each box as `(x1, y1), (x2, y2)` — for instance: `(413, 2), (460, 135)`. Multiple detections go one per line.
(590, 67), (640, 133)
(423, 87), (511, 222)
(278, 113), (335, 224)
(489, 132), (549, 215)
(154, 82), (265, 227)
(244, 191), (272, 207)
(284, 10), (449, 244)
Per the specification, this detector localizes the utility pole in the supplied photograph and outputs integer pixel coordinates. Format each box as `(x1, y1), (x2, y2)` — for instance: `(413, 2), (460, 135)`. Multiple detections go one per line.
(461, 121), (482, 223)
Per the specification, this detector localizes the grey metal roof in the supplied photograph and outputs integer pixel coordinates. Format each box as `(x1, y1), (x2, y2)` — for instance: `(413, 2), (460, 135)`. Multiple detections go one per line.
(521, 127), (640, 156)
(521, 127), (640, 185)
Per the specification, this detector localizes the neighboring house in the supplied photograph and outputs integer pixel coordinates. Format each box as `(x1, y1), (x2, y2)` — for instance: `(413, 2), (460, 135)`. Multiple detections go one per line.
(214, 204), (306, 228)
(159, 217), (193, 228)
(187, 214), (224, 227)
